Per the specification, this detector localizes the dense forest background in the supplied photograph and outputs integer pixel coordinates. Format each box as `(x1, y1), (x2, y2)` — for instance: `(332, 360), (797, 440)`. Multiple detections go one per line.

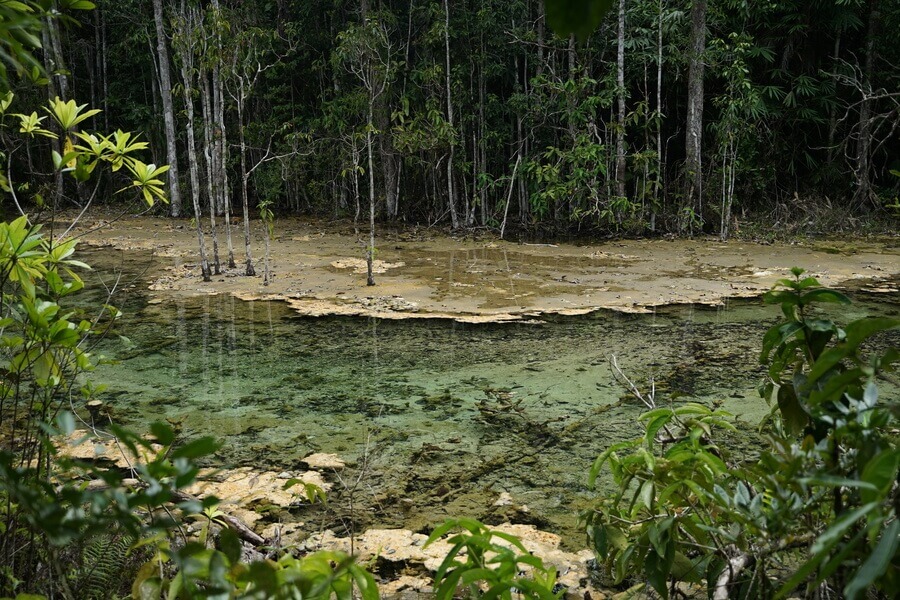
(15, 0), (900, 237)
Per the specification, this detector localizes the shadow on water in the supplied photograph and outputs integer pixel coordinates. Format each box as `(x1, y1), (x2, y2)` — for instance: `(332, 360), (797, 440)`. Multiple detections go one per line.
(76, 248), (900, 547)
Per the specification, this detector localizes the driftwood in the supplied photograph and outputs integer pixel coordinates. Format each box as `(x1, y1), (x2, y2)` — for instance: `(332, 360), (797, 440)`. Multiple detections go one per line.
(83, 478), (266, 546)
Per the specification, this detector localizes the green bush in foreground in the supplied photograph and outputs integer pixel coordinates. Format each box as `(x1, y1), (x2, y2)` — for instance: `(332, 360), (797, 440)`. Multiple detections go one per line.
(586, 269), (898, 599)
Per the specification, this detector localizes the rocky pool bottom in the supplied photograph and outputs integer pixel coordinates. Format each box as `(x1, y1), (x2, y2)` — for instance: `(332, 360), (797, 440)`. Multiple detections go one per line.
(72, 248), (900, 558)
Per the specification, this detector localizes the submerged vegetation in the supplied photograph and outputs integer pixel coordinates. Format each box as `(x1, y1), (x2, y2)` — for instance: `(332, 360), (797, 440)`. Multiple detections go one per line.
(0, 1), (896, 599)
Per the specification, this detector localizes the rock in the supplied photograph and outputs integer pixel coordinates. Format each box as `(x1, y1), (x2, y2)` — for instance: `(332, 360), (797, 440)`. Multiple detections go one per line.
(302, 453), (346, 470)
(305, 529), (453, 571)
(260, 522), (306, 546)
(493, 492), (514, 507)
(184, 467), (331, 511)
(380, 576), (432, 597)
(306, 524), (601, 599)
(57, 429), (161, 469)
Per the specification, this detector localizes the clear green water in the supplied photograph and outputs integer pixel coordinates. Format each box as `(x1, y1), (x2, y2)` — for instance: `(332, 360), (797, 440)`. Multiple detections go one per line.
(78, 249), (900, 547)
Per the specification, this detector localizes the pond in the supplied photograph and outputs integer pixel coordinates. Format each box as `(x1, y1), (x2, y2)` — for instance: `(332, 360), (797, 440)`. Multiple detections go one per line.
(78, 248), (900, 548)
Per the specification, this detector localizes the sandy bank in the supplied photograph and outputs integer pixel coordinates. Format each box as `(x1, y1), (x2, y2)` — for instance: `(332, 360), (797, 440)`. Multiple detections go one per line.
(70, 213), (900, 322)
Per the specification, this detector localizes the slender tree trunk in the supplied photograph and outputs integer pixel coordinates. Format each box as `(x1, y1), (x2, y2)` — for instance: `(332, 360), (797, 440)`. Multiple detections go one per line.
(654, 0), (664, 231)
(379, 110), (398, 218)
(567, 34), (578, 221)
(536, 0), (545, 78)
(443, 0), (458, 229)
(100, 5), (108, 129)
(353, 139), (361, 223)
(41, 22), (65, 211)
(367, 101), (376, 286)
(175, 10), (211, 281)
(152, 0), (183, 218)
(211, 68), (227, 215)
(201, 70), (225, 277)
(684, 0), (707, 231)
(90, 11), (99, 124)
(826, 31), (841, 166)
(214, 60), (236, 267)
(478, 18), (487, 226)
(46, 12), (69, 101)
(237, 83), (255, 276)
(263, 221), (271, 285)
(615, 0), (627, 204)
(855, 0), (879, 206)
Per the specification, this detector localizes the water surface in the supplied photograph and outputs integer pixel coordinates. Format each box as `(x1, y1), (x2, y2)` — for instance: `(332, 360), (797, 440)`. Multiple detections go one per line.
(78, 248), (900, 546)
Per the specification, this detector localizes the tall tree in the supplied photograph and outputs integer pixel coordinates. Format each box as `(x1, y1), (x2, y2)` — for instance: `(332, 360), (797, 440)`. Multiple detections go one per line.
(854, 0), (879, 205)
(152, 0), (182, 218)
(684, 0), (707, 230)
(443, 0), (459, 229)
(171, 2), (211, 281)
(336, 17), (392, 285)
(614, 0), (626, 201)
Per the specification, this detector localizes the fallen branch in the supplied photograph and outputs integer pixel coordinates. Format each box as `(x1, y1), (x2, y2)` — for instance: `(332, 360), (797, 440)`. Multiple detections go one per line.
(82, 478), (266, 546)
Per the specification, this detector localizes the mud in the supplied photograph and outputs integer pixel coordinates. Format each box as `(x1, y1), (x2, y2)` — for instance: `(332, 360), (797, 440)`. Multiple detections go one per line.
(67, 211), (900, 322)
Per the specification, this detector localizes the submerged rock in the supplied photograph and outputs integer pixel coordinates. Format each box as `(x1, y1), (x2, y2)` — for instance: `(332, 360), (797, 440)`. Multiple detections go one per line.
(302, 452), (347, 470)
(184, 467), (330, 509)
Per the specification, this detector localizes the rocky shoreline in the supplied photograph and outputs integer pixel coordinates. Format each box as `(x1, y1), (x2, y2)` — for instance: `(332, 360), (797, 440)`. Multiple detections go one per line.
(60, 430), (606, 598)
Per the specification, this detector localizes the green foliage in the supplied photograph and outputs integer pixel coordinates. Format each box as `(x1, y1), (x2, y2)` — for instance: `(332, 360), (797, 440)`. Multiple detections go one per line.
(0, 91), (170, 594)
(132, 545), (379, 600)
(426, 518), (561, 600)
(543, 0), (615, 41)
(70, 530), (136, 600)
(1, 93), (170, 206)
(586, 270), (898, 598)
(0, 1), (95, 92)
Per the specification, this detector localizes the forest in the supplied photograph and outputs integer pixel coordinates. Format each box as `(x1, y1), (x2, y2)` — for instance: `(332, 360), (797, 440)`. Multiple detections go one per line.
(0, 1), (897, 599)
(8, 0), (900, 238)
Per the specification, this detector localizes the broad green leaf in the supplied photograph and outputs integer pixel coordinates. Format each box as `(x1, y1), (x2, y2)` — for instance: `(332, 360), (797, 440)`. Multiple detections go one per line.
(799, 475), (877, 491)
(807, 318), (900, 383)
(800, 288), (851, 306)
(150, 422), (175, 446)
(761, 321), (803, 362)
(777, 384), (809, 435)
(844, 519), (899, 599)
(860, 449), (899, 504)
(810, 502), (879, 556)
(170, 436), (220, 459)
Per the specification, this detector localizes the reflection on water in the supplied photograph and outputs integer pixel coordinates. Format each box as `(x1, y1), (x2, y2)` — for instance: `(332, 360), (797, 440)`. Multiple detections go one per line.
(78, 248), (900, 545)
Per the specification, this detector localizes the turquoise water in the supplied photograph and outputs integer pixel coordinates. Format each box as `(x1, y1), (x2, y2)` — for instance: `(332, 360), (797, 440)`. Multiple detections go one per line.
(78, 248), (900, 546)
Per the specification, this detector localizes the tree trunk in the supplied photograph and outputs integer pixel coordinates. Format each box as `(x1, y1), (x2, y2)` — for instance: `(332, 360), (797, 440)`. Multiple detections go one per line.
(854, 0), (879, 206)
(654, 0), (664, 231)
(213, 59), (236, 268)
(152, 0), (183, 218)
(367, 101), (376, 286)
(263, 222), (271, 285)
(201, 69), (225, 277)
(175, 8), (211, 281)
(443, 0), (458, 229)
(616, 0), (626, 205)
(478, 18), (487, 226)
(41, 16), (72, 213)
(237, 82), (255, 277)
(684, 0), (707, 230)
(379, 110), (398, 219)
